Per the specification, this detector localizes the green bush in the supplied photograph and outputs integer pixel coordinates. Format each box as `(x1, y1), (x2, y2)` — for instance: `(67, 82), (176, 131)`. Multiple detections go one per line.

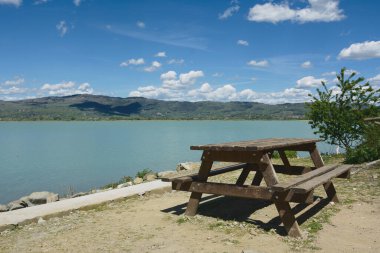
(345, 124), (380, 164)
(135, 168), (153, 179)
(272, 150), (298, 159)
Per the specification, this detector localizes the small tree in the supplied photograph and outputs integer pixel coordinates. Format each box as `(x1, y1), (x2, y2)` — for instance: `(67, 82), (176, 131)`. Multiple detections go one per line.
(307, 68), (379, 151)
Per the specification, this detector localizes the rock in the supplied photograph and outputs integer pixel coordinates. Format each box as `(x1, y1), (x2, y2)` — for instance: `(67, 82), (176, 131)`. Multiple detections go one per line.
(133, 177), (143, 184)
(157, 170), (177, 178)
(144, 173), (157, 181)
(71, 192), (88, 198)
(7, 200), (28, 211)
(0, 204), (8, 212)
(26, 192), (59, 205)
(176, 162), (194, 172)
(38, 217), (46, 224)
(117, 182), (133, 189)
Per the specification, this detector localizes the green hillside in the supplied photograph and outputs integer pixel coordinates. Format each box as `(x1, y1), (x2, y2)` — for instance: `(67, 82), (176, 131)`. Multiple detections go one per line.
(0, 94), (308, 120)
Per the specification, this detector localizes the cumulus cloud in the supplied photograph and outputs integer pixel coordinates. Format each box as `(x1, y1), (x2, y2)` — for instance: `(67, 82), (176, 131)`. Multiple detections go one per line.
(0, 86), (27, 95)
(301, 61), (312, 68)
(248, 0), (345, 24)
(338, 41), (380, 60)
(368, 74), (380, 88)
(247, 60), (269, 67)
(167, 59), (184, 65)
(120, 58), (145, 67)
(155, 51), (166, 57)
(237, 40), (249, 46)
(0, 0), (21, 7)
(130, 82), (311, 104)
(296, 76), (326, 88)
(160, 70), (204, 89)
(2, 77), (24, 86)
(144, 61), (162, 72)
(56, 21), (68, 37)
(136, 21), (145, 28)
(219, 5), (240, 19)
(40, 81), (93, 96)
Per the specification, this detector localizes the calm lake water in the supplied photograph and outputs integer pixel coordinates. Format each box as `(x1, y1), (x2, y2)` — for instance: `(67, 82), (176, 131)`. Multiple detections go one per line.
(0, 121), (335, 204)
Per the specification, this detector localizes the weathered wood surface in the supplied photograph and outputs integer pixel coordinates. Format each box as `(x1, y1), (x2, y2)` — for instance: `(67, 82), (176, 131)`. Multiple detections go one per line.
(185, 152), (213, 216)
(172, 181), (314, 204)
(291, 165), (352, 193)
(271, 164), (339, 192)
(161, 163), (247, 182)
(191, 138), (320, 152)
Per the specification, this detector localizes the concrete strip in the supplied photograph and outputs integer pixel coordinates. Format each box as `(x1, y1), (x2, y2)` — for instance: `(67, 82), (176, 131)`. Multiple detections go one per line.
(0, 180), (171, 232)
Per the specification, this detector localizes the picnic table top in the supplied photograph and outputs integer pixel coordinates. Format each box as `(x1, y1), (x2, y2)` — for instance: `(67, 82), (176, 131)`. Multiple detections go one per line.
(190, 138), (320, 152)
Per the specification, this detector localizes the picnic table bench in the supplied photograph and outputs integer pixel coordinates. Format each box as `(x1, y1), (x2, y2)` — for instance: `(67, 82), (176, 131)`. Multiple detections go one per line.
(162, 138), (353, 237)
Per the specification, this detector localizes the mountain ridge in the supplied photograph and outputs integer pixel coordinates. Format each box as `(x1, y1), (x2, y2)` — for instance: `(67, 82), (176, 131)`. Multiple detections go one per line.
(0, 94), (308, 120)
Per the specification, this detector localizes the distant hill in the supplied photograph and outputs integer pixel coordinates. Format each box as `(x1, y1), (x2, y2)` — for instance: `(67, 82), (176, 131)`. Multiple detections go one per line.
(0, 94), (308, 120)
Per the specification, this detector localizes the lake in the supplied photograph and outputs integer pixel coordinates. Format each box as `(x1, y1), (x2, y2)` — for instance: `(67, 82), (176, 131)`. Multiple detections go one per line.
(0, 121), (335, 204)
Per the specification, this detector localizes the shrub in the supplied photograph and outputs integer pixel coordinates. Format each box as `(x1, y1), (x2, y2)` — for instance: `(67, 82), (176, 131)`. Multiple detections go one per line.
(135, 168), (153, 179)
(272, 150), (298, 159)
(345, 124), (380, 164)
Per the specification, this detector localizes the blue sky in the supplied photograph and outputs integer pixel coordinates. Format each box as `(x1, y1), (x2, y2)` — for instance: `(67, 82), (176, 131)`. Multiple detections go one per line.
(0, 0), (379, 103)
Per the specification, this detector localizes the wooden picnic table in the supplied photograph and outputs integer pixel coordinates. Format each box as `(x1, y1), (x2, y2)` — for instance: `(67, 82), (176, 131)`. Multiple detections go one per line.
(162, 138), (352, 237)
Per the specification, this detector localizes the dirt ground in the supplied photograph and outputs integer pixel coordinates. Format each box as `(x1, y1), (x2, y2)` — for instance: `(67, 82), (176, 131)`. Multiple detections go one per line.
(0, 160), (379, 253)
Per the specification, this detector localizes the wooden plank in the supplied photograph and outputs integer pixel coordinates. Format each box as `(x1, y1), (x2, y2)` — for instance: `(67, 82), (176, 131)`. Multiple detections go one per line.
(236, 167), (251, 186)
(172, 181), (314, 204)
(291, 165), (352, 193)
(271, 164), (339, 192)
(188, 182), (272, 200)
(184, 152), (213, 216)
(278, 150), (291, 167)
(161, 163), (247, 182)
(205, 150), (261, 163)
(309, 145), (339, 203)
(258, 154), (279, 186)
(273, 164), (315, 175)
(190, 138), (321, 152)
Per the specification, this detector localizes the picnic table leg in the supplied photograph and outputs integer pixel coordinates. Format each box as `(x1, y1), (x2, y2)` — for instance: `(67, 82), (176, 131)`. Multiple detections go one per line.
(184, 152), (213, 216)
(309, 144), (339, 203)
(236, 166), (251, 186)
(278, 150), (291, 168)
(258, 153), (302, 237)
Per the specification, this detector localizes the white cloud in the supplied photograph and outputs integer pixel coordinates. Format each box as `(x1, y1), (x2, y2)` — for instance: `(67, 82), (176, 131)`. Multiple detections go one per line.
(344, 69), (360, 75)
(40, 81), (93, 96)
(167, 59), (184, 65)
(325, 55), (331, 61)
(73, 0), (82, 6)
(219, 5), (240, 19)
(56, 21), (68, 37)
(368, 74), (380, 88)
(120, 58), (145, 67)
(296, 76), (326, 88)
(301, 61), (312, 68)
(144, 61), (162, 72)
(179, 70), (204, 85)
(0, 0), (21, 7)
(237, 40), (249, 46)
(247, 60), (269, 67)
(322, 71), (337, 76)
(212, 72), (223, 77)
(155, 51), (166, 57)
(136, 21), (145, 28)
(2, 77), (24, 86)
(160, 70), (204, 89)
(248, 0), (345, 24)
(338, 41), (380, 60)
(0, 86), (27, 95)
(131, 82), (312, 104)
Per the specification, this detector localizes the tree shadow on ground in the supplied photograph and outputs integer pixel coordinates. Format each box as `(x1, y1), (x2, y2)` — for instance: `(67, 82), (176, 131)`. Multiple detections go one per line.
(161, 195), (330, 236)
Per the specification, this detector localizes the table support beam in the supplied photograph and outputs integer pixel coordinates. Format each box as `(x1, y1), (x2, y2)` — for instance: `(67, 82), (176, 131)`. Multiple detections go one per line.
(184, 152), (213, 216)
(258, 154), (302, 237)
(309, 144), (339, 203)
